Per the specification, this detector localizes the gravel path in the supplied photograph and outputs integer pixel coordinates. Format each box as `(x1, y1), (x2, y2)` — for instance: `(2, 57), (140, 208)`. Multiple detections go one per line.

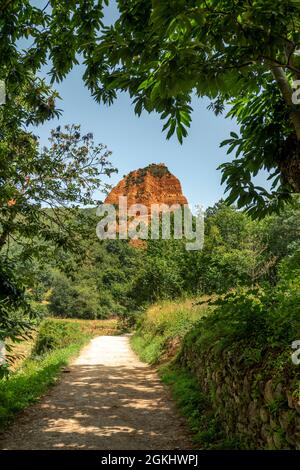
(0, 336), (192, 450)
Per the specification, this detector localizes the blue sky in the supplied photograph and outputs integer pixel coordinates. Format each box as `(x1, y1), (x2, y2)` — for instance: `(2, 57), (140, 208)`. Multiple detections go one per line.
(32, 1), (243, 209)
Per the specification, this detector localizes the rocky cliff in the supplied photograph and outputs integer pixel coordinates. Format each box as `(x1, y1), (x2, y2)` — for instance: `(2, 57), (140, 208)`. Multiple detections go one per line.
(105, 163), (188, 209)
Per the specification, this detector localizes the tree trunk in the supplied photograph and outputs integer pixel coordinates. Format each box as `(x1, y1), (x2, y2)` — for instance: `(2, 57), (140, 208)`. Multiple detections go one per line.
(277, 134), (300, 193)
(270, 65), (300, 192)
(0, 211), (17, 250)
(0, 227), (11, 250)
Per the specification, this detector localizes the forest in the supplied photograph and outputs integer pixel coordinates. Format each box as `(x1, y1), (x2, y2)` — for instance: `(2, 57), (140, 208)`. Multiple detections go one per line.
(1, 0), (300, 454)
(15, 196), (300, 324)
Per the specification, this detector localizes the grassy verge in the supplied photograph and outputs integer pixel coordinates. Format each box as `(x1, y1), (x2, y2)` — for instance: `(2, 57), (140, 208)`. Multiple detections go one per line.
(132, 280), (300, 449)
(6, 318), (119, 372)
(49, 317), (119, 337)
(132, 327), (231, 449)
(159, 364), (244, 449)
(130, 297), (220, 447)
(131, 298), (208, 364)
(0, 317), (119, 431)
(131, 326), (227, 449)
(0, 340), (87, 430)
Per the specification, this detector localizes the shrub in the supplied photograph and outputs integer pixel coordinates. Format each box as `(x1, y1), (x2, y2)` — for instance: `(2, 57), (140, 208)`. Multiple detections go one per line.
(187, 276), (300, 359)
(31, 302), (49, 318)
(48, 273), (102, 319)
(131, 298), (208, 364)
(132, 279), (300, 449)
(32, 319), (82, 355)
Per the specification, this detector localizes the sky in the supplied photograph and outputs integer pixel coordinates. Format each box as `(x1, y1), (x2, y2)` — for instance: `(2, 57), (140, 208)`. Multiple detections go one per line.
(32, 1), (244, 210)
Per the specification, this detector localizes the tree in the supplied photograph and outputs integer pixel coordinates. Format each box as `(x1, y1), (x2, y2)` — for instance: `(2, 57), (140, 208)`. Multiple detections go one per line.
(0, 1), (111, 261)
(48, 272), (102, 319)
(0, 2), (120, 358)
(219, 82), (299, 216)
(0, 124), (116, 253)
(85, 0), (300, 214)
(0, 125), (116, 352)
(131, 239), (185, 303)
(181, 201), (300, 293)
(0, 256), (33, 376)
(0, 1), (106, 130)
(3, 2), (300, 214)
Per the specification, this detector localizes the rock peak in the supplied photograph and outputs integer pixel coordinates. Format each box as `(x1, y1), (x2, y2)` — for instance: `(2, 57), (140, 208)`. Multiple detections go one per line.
(105, 163), (188, 208)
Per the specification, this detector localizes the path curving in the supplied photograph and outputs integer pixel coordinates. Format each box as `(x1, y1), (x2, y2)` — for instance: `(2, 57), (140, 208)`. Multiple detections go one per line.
(0, 336), (192, 450)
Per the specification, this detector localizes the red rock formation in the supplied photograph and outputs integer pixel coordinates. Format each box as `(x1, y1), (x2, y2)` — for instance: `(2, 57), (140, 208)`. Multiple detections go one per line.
(105, 163), (188, 209)
(104, 164), (188, 248)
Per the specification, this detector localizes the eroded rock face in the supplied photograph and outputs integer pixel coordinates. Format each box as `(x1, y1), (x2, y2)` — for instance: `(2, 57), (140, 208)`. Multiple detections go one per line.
(105, 163), (188, 209)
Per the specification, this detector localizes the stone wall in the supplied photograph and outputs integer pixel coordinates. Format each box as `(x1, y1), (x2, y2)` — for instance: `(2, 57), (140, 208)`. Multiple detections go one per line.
(180, 345), (300, 449)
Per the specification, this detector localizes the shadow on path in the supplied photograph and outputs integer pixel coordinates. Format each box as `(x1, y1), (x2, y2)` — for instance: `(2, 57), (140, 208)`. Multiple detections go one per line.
(0, 336), (192, 450)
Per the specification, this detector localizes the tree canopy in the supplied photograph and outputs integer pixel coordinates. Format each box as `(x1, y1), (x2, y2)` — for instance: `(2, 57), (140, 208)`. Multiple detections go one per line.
(88, 0), (300, 214)
(0, 123), (116, 353)
(2, 1), (300, 214)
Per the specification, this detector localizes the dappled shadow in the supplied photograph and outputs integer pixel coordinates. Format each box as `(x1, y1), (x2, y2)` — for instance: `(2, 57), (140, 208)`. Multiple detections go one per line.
(0, 338), (191, 450)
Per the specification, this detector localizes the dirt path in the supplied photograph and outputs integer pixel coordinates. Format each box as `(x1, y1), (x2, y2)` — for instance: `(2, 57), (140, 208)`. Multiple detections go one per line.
(0, 336), (192, 450)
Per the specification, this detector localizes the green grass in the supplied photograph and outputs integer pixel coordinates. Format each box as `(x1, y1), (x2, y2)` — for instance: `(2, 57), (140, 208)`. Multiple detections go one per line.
(0, 340), (88, 430)
(131, 298), (209, 364)
(131, 331), (234, 449)
(131, 297), (246, 449)
(0, 318), (96, 431)
(0, 317), (121, 431)
(160, 365), (244, 449)
(131, 334), (165, 364)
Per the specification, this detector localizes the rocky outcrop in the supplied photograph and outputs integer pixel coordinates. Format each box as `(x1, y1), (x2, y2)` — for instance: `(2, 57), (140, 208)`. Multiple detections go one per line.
(105, 163), (188, 209)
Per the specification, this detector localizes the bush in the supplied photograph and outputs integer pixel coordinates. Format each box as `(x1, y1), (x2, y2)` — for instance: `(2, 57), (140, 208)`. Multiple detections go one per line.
(131, 298), (208, 364)
(31, 302), (49, 318)
(185, 276), (300, 361)
(132, 278), (300, 449)
(48, 273), (102, 319)
(132, 257), (184, 303)
(278, 244), (300, 282)
(32, 319), (83, 355)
